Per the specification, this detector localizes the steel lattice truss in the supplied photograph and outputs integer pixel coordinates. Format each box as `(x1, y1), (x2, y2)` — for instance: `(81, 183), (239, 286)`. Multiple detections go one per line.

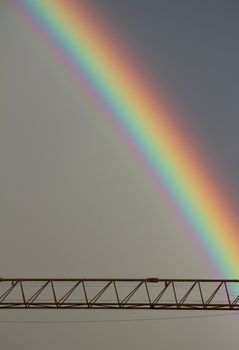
(1, 278), (239, 310)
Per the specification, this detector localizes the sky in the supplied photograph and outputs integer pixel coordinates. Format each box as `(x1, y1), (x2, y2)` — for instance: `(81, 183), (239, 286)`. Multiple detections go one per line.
(1, 0), (239, 349)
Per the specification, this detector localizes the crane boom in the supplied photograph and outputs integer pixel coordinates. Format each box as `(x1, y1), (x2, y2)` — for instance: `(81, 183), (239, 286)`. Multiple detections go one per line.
(0, 278), (239, 310)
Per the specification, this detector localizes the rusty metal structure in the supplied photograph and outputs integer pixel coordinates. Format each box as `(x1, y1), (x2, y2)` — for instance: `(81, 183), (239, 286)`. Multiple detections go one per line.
(0, 278), (239, 310)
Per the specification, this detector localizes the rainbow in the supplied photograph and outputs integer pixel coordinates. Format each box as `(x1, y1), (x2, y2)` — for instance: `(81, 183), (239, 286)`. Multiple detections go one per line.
(13, 0), (239, 277)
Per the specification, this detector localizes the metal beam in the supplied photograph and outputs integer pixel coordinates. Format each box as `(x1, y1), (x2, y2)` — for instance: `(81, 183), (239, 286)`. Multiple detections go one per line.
(0, 278), (239, 310)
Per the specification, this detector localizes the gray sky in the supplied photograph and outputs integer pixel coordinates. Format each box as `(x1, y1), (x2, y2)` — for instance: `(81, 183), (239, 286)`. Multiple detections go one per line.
(1, 1), (239, 349)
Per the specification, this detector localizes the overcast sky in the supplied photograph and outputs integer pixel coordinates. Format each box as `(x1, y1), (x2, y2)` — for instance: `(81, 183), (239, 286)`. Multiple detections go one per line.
(1, 1), (239, 349)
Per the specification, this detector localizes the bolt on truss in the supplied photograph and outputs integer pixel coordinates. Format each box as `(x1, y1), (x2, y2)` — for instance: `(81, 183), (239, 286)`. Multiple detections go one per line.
(0, 278), (239, 310)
